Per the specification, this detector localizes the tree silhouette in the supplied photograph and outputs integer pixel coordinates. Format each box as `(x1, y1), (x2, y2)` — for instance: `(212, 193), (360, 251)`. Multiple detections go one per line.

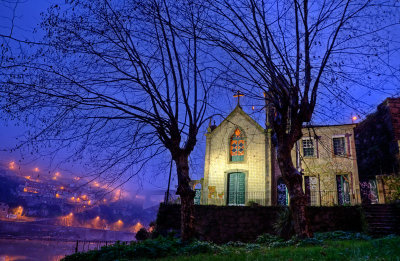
(1, 0), (220, 241)
(205, 0), (400, 237)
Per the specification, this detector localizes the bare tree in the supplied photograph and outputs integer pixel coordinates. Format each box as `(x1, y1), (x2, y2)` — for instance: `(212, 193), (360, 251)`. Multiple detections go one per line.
(205, 0), (400, 237)
(1, 0), (219, 240)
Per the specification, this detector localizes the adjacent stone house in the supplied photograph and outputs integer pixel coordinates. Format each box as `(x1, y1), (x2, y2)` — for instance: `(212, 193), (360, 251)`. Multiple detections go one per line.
(294, 124), (360, 206)
(355, 97), (400, 203)
(201, 105), (361, 206)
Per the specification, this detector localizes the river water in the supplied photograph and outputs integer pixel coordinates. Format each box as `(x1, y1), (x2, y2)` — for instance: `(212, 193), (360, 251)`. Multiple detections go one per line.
(0, 238), (108, 261)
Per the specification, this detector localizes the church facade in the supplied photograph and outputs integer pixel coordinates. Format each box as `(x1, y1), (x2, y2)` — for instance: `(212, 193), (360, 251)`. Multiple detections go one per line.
(200, 105), (361, 206)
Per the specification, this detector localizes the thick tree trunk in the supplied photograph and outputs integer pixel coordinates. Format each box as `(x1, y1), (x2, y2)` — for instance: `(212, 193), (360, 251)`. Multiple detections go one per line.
(277, 145), (312, 238)
(175, 154), (196, 242)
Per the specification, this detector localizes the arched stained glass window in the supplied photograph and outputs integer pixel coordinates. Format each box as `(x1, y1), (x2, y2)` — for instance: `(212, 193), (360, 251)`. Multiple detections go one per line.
(230, 128), (245, 162)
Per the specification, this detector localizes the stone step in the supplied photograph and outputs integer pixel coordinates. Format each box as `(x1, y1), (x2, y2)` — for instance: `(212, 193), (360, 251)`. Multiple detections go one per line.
(365, 215), (398, 220)
(364, 209), (395, 213)
(365, 212), (396, 215)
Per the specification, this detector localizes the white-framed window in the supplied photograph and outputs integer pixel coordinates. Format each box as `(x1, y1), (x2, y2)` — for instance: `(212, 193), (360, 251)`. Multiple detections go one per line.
(333, 136), (346, 156)
(302, 138), (315, 157)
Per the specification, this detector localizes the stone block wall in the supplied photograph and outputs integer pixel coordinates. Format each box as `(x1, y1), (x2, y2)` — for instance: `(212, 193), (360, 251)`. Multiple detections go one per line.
(156, 204), (363, 243)
(387, 98), (400, 141)
(355, 98), (400, 179)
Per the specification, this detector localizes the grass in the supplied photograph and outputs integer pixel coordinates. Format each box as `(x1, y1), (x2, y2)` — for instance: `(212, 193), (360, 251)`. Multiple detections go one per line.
(158, 237), (400, 261)
(62, 233), (400, 261)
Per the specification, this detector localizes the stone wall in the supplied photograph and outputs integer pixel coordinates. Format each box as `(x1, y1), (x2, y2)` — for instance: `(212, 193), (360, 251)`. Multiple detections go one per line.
(355, 98), (400, 180)
(157, 204), (363, 243)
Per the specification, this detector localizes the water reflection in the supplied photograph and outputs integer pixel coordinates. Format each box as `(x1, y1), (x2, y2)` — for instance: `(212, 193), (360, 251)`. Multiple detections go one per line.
(0, 239), (108, 261)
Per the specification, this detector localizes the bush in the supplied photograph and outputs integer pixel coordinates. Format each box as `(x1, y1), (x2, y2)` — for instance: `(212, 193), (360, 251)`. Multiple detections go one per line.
(136, 227), (150, 241)
(62, 235), (219, 261)
(255, 233), (283, 244)
(246, 201), (260, 207)
(314, 231), (372, 241)
(181, 240), (219, 255)
(273, 207), (294, 239)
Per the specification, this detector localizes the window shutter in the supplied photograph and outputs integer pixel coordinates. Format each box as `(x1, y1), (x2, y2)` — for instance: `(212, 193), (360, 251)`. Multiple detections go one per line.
(228, 173), (237, 205)
(237, 173), (245, 205)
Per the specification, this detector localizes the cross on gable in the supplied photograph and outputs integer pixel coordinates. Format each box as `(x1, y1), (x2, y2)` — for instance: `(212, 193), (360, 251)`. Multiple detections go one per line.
(233, 90), (244, 106)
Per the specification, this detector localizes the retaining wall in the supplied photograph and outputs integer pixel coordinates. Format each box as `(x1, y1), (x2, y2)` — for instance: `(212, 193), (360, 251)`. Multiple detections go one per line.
(156, 204), (363, 243)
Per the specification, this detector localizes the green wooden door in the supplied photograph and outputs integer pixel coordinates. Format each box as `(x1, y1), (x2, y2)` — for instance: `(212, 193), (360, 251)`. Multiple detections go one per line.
(228, 172), (245, 205)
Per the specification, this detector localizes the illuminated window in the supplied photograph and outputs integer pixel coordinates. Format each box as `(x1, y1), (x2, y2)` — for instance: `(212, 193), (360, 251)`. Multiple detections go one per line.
(230, 128), (245, 162)
(333, 137), (346, 156)
(302, 138), (314, 157)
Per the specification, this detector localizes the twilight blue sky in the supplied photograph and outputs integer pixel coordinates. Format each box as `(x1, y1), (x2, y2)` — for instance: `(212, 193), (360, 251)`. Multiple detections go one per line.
(1, 0), (399, 195)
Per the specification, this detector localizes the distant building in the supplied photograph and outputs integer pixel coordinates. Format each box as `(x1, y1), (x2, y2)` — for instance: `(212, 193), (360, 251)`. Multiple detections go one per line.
(0, 202), (9, 217)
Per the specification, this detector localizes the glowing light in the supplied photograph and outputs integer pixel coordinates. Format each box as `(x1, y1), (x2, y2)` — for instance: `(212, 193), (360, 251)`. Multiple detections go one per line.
(81, 195), (87, 200)
(60, 186), (64, 190)
(24, 176), (31, 180)
(74, 177), (80, 181)
(93, 181), (100, 187)
(52, 176), (57, 180)
(55, 172), (60, 177)
(23, 188), (27, 192)
(55, 193), (60, 198)
(88, 200), (91, 205)
(76, 197), (81, 202)
(33, 167), (39, 172)
(69, 212), (73, 216)
(96, 216), (100, 220)
(252, 105), (255, 110)
(352, 116), (357, 121)
(70, 197), (75, 201)
(13, 206), (23, 217)
(9, 161), (16, 170)
(132, 222), (143, 233)
(117, 219), (123, 223)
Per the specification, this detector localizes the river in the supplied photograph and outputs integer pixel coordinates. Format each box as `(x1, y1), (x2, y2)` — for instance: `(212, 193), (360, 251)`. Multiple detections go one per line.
(0, 238), (109, 261)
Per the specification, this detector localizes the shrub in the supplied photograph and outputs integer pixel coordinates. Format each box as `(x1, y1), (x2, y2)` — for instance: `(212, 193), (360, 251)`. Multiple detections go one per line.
(246, 201), (260, 207)
(181, 240), (219, 255)
(136, 227), (150, 241)
(314, 231), (372, 241)
(255, 233), (283, 244)
(295, 238), (322, 247)
(273, 207), (294, 239)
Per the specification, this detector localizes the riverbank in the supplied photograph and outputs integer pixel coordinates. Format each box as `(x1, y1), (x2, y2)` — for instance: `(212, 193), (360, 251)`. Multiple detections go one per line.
(0, 220), (135, 241)
(0, 238), (107, 261)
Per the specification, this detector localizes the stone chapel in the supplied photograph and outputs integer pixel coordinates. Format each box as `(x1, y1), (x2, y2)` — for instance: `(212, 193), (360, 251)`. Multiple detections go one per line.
(200, 104), (361, 206)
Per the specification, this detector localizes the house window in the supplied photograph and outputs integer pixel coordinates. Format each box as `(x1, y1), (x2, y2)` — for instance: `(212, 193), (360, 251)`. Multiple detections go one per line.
(333, 137), (346, 156)
(302, 138), (314, 157)
(230, 128), (245, 162)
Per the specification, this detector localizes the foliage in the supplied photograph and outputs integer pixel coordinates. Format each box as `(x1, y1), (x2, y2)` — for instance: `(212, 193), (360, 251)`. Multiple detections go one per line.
(62, 233), (400, 260)
(273, 207), (294, 239)
(159, 236), (400, 261)
(62, 236), (218, 261)
(314, 231), (372, 241)
(136, 228), (150, 241)
(255, 233), (283, 245)
(383, 176), (400, 202)
(245, 201), (260, 207)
